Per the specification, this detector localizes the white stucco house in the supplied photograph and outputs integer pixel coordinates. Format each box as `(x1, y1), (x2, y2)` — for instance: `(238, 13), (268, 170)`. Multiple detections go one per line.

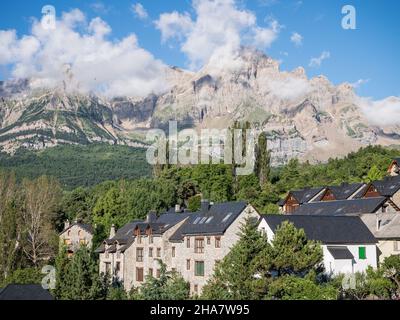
(258, 215), (378, 276)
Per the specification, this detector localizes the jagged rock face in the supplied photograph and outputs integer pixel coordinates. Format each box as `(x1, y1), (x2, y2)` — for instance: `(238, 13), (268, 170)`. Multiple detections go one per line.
(0, 49), (399, 164)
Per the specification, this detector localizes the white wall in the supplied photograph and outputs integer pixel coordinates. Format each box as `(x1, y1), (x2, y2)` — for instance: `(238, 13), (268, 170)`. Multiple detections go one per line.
(258, 218), (378, 275)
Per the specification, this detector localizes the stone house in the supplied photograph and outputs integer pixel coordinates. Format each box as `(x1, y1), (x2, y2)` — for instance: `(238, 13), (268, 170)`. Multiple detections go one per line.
(96, 201), (260, 295)
(359, 213), (400, 263)
(258, 215), (378, 275)
(59, 220), (94, 256)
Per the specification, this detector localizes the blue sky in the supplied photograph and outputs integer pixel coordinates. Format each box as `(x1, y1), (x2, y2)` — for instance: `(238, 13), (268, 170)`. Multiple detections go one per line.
(0, 0), (399, 99)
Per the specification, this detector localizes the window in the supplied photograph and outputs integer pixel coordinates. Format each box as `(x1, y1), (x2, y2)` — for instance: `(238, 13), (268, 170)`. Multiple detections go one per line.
(79, 239), (86, 245)
(199, 217), (207, 224)
(115, 262), (120, 273)
(194, 284), (198, 294)
(195, 261), (205, 276)
(105, 262), (111, 274)
(137, 236), (142, 244)
(394, 241), (400, 251)
(157, 248), (161, 257)
(186, 259), (191, 270)
(136, 248), (144, 262)
(116, 251), (121, 259)
(193, 217), (201, 224)
(358, 247), (366, 260)
(149, 235), (153, 244)
(207, 237), (211, 245)
(186, 237), (190, 248)
(148, 268), (153, 277)
(78, 230), (82, 237)
(156, 269), (161, 278)
(205, 217), (213, 224)
(105, 251), (109, 259)
(222, 213), (232, 223)
(149, 248), (153, 257)
(215, 237), (221, 248)
(67, 230), (71, 237)
(195, 238), (205, 253)
(172, 268), (176, 272)
(172, 247), (176, 257)
(64, 239), (71, 245)
(136, 268), (144, 282)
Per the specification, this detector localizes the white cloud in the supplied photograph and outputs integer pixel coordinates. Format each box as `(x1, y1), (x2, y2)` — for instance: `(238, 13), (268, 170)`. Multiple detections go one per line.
(265, 77), (311, 100)
(309, 51), (330, 68)
(155, 0), (281, 70)
(90, 2), (111, 14)
(132, 3), (148, 20)
(358, 96), (400, 126)
(155, 11), (193, 43)
(350, 78), (370, 89)
(290, 32), (303, 46)
(0, 9), (168, 97)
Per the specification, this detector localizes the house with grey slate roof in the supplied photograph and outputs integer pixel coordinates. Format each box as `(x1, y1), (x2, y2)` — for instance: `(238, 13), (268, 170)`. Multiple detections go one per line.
(59, 220), (94, 256)
(293, 197), (399, 216)
(258, 215), (378, 275)
(96, 200), (260, 294)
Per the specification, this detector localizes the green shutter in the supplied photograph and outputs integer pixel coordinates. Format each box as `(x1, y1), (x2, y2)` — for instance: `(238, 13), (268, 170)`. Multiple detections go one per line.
(358, 247), (366, 260)
(195, 261), (204, 276)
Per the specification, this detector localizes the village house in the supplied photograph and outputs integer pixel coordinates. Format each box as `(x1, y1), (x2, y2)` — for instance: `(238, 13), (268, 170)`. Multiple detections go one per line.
(59, 220), (94, 256)
(387, 158), (400, 176)
(359, 213), (400, 263)
(354, 176), (400, 209)
(313, 183), (366, 202)
(278, 187), (326, 214)
(96, 201), (260, 294)
(258, 215), (378, 275)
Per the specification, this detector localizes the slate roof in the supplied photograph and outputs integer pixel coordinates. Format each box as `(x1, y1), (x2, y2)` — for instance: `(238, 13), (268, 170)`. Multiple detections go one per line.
(327, 246), (354, 259)
(0, 284), (54, 300)
(360, 213), (400, 239)
(169, 201), (248, 241)
(314, 183), (365, 201)
(293, 197), (388, 216)
(60, 222), (94, 235)
(290, 187), (326, 204)
(261, 215), (377, 244)
(371, 176), (400, 197)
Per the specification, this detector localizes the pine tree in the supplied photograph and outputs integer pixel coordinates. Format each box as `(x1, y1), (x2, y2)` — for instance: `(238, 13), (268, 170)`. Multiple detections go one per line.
(255, 132), (271, 186)
(366, 164), (383, 182)
(201, 218), (270, 300)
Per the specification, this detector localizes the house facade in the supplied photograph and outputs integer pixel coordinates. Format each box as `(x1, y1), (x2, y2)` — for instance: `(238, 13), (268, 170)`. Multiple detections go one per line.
(360, 213), (400, 263)
(96, 201), (260, 294)
(387, 158), (400, 176)
(59, 220), (94, 256)
(258, 215), (378, 276)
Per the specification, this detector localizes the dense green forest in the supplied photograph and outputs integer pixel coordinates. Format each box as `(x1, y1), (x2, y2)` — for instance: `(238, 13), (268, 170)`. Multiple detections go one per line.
(1, 143), (400, 299)
(0, 144), (151, 189)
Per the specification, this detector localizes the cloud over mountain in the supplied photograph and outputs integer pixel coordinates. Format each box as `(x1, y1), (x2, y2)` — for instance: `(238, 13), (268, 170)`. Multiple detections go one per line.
(0, 9), (168, 97)
(155, 0), (281, 70)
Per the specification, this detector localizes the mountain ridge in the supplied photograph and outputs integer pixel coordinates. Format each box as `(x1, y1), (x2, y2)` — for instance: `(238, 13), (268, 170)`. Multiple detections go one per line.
(1, 48), (399, 165)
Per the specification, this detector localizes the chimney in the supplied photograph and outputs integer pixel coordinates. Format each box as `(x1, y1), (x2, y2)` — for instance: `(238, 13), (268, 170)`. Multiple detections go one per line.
(175, 204), (182, 213)
(146, 211), (157, 223)
(64, 220), (70, 230)
(109, 224), (116, 238)
(201, 199), (210, 213)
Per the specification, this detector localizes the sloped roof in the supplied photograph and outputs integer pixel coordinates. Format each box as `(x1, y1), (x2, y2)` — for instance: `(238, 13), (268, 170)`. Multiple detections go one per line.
(327, 246), (354, 259)
(60, 222), (94, 236)
(294, 197), (388, 216)
(360, 213), (400, 239)
(261, 215), (377, 244)
(0, 284), (54, 300)
(314, 183), (365, 201)
(169, 201), (248, 241)
(290, 187), (326, 204)
(371, 176), (400, 197)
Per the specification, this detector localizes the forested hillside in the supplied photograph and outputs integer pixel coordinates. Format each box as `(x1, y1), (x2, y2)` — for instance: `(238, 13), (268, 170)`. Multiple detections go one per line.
(0, 144), (151, 189)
